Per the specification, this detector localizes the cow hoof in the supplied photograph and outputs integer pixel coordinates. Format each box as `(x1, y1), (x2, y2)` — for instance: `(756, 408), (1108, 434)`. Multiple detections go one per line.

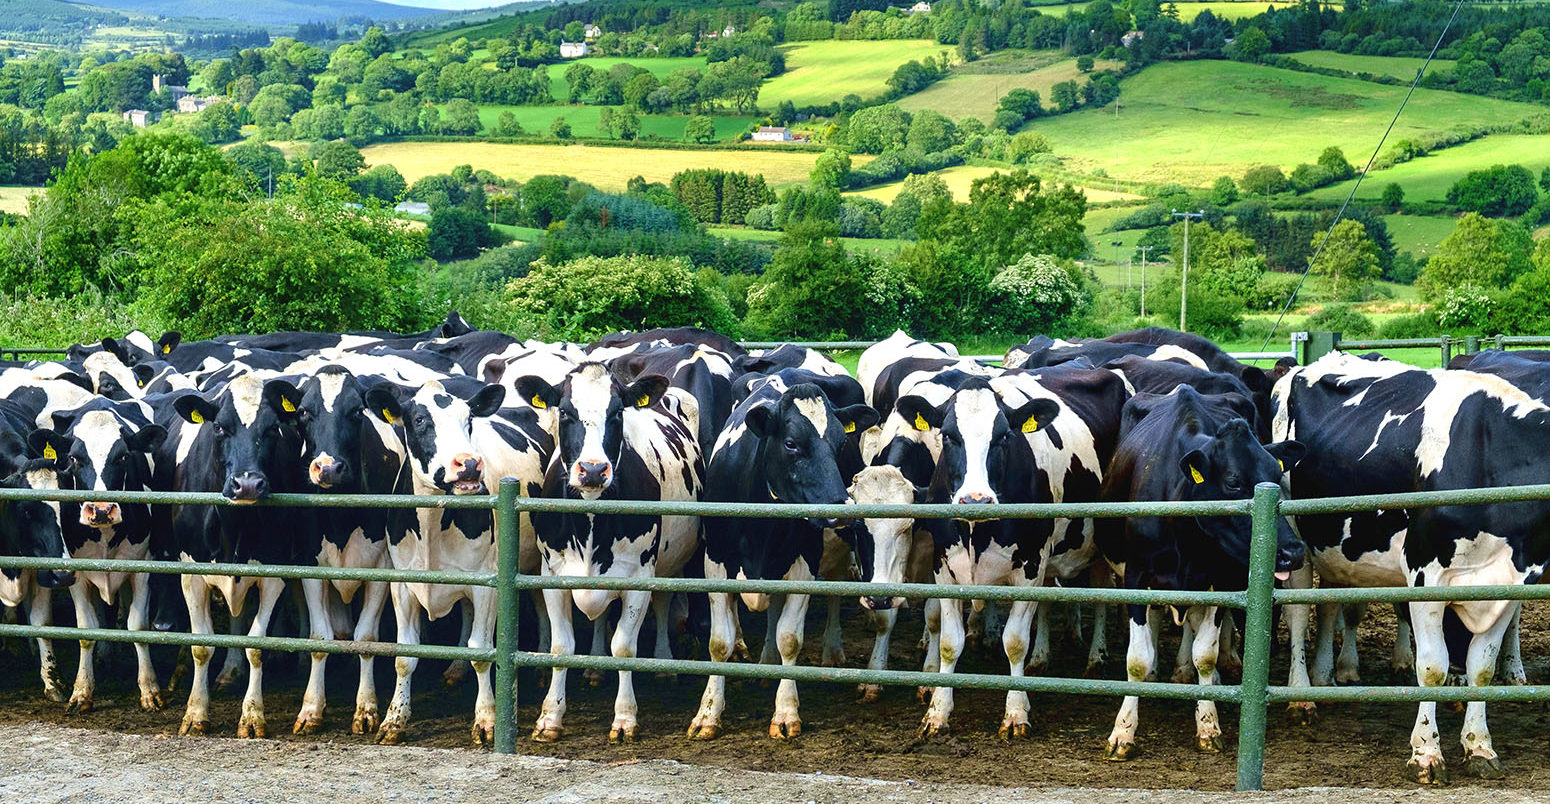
(530, 726), (564, 743)
(609, 724), (638, 744)
(352, 707), (380, 735)
(1335, 669), (1361, 685)
(769, 717), (801, 739)
(236, 716), (266, 739)
(821, 649), (846, 668)
(918, 720), (948, 739)
(1405, 756), (1448, 786)
(1083, 661), (1106, 679)
(1285, 702), (1318, 726)
(686, 721), (720, 740)
(66, 696), (93, 716)
(178, 717), (209, 737)
(1197, 735), (1223, 753)
(442, 662), (470, 687)
(471, 722), (493, 747)
(293, 715), (323, 736)
(732, 639), (752, 663)
(1104, 739), (1136, 761)
(584, 669), (604, 688)
(916, 687), (932, 705)
(375, 723), (406, 746)
(998, 720), (1031, 742)
(857, 684), (882, 703)
(140, 689), (164, 711)
(1171, 666), (1197, 684)
(43, 684), (66, 704)
(1465, 754), (1504, 779)
(1027, 659), (1048, 675)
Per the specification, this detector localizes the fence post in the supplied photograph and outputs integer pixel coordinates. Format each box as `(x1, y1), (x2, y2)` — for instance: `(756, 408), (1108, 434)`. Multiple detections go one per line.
(1464, 336), (1480, 355)
(493, 478), (521, 755)
(1235, 482), (1281, 792)
(1495, 334), (1506, 351)
(1440, 336), (1452, 366)
(1297, 331), (1338, 365)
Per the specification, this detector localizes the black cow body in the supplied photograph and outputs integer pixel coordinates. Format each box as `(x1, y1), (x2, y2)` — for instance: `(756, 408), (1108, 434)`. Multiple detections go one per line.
(590, 326), (746, 359)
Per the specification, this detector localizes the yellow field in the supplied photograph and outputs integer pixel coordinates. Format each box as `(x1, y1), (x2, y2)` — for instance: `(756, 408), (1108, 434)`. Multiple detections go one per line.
(0, 186), (38, 215)
(899, 56), (1125, 122)
(846, 165), (1140, 203)
(359, 142), (863, 189)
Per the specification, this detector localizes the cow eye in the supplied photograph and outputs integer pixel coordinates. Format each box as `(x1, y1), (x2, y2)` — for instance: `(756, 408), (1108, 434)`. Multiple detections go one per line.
(784, 438), (798, 453)
(212, 424), (227, 436)
(415, 415), (428, 428)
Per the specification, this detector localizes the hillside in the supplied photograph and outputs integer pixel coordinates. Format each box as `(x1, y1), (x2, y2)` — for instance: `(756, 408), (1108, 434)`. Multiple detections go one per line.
(761, 40), (948, 108)
(899, 50), (1124, 122)
(82, 0), (438, 25)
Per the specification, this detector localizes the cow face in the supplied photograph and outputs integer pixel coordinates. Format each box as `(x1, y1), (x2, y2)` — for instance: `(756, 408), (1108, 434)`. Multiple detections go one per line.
(896, 381), (1061, 510)
(745, 385), (879, 529)
(174, 375), (303, 504)
(516, 363), (667, 498)
(51, 406), (164, 529)
(0, 430), (74, 588)
(366, 379), (505, 495)
(82, 351), (142, 400)
(846, 464), (922, 610)
(297, 367), (367, 490)
(1178, 418), (1307, 577)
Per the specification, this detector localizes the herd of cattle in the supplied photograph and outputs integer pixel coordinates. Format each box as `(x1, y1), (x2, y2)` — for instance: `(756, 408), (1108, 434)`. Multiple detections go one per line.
(2, 316), (1549, 784)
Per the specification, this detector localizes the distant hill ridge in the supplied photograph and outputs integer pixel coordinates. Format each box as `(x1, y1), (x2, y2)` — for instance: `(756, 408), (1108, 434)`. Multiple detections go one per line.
(74, 0), (444, 25)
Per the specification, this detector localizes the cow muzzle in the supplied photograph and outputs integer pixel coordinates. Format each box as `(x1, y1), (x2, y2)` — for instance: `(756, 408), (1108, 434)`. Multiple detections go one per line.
(860, 595), (905, 611)
(449, 453), (485, 495)
(574, 460), (612, 492)
(224, 473), (267, 504)
(39, 569), (75, 588)
(80, 502), (122, 528)
(309, 456), (348, 489)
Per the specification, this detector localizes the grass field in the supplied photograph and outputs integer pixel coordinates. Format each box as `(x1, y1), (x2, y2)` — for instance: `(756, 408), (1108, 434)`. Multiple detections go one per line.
(1307, 133), (1550, 205)
(1283, 50), (1457, 80)
(761, 40), (949, 108)
(547, 56), (707, 100)
(1030, 1), (1295, 20)
(899, 52), (1124, 122)
(492, 223), (545, 243)
(1033, 61), (1543, 186)
(0, 185), (38, 215)
(708, 226), (909, 254)
(458, 104), (754, 141)
(847, 164), (1143, 204)
(361, 141), (857, 189)
(1382, 213), (1460, 257)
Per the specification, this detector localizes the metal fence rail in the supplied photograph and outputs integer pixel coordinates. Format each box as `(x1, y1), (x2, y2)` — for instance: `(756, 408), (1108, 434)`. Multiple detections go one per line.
(7, 480), (1550, 791)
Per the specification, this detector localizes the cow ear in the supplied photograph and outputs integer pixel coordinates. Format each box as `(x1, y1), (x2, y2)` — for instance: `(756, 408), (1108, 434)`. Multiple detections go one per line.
(100, 337), (129, 364)
(365, 386), (405, 425)
(1007, 398), (1061, 435)
(132, 364), (156, 388)
(1264, 440), (1306, 474)
(745, 403), (776, 438)
(1239, 366), (1270, 394)
(894, 395), (942, 432)
(50, 410), (79, 436)
(1180, 449), (1210, 486)
(96, 373), (129, 401)
(54, 370), (93, 394)
(625, 374), (670, 409)
(263, 379), (303, 420)
(834, 403), (879, 435)
(27, 429), (71, 470)
(125, 424), (167, 454)
(481, 357), (507, 385)
(468, 384), (507, 418)
(513, 375), (560, 411)
(0, 429), (24, 475)
(173, 395), (218, 426)
(157, 331), (180, 356)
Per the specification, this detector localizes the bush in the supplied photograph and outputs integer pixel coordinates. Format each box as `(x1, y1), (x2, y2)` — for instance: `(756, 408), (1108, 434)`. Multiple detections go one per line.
(1447, 164), (1539, 217)
(1435, 286), (1495, 330)
(1377, 311), (1442, 339)
(506, 254), (739, 340)
(427, 207), (499, 261)
(1006, 131), (1051, 164)
(1240, 165), (1290, 196)
(0, 287), (142, 349)
(745, 203), (777, 230)
(984, 253), (1092, 336)
(1304, 303), (1375, 337)
(1243, 271), (1301, 311)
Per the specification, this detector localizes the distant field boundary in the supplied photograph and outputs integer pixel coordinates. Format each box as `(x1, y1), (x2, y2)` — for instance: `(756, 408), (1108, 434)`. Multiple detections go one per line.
(363, 134), (829, 155)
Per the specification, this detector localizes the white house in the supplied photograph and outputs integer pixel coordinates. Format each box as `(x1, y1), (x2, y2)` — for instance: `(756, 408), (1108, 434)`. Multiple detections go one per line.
(722, 24), (736, 37)
(559, 41), (589, 58)
(906, 1), (932, 14)
(394, 201), (431, 216)
(176, 95), (223, 114)
(751, 126), (794, 142)
(1122, 29), (1145, 47)
(583, 23), (601, 39)
(122, 109), (156, 127)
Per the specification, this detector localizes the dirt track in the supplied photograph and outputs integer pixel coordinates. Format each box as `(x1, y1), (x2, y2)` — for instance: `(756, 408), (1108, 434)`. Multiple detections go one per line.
(3, 599), (1550, 795)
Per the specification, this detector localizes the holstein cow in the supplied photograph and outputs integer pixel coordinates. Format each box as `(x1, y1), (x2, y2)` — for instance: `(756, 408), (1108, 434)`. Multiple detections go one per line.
(842, 463), (928, 702)
(687, 382), (878, 740)
(48, 398), (167, 714)
(590, 326), (746, 359)
(365, 377), (507, 745)
(1274, 352), (1550, 782)
(1097, 386), (1305, 761)
(518, 362), (703, 743)
(855, 331), (959, 408)
(0, 401), (75, 702)
(156, 375), (310, 738)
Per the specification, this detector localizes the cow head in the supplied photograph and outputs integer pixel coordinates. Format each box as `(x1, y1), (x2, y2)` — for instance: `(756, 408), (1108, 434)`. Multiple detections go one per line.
(895, 379), (1061, 511)
(516, 362), (667, 498)
(746, 384), (878, 529)
(366, 379), (504, 495)
(174, 375), (304, 504)
(0, 428), (75, 588)
(50, 403), (164, 530)
(83, 351), (142, 401)
(845, 464), (923, 610)
(1178, 417), (1307, 578)
(296, 366), (368, 490)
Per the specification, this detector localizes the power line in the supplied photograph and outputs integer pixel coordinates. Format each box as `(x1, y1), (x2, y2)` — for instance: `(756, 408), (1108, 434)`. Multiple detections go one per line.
(1173, 209), (1203, 333)
(1258, 0), (1470, 354)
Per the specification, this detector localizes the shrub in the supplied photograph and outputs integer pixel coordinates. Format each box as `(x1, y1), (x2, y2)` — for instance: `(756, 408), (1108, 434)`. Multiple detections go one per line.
(428, 207), (499, 261)
(745, 203), (777, 230)
(1435, 286), (1495, 330)
(0, 287), (142, 349)
(1240, 165), (1290, 196)
(984, 253), (1092, 336)
(1447, 164), (1539, 217)
(1304, 303), (1375, 337)
(506, 254), (739, 340)
(1377, 312), (1442, 339)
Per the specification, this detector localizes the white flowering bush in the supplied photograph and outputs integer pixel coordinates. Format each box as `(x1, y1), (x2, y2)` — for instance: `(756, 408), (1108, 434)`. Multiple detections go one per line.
(986, 253), (1092, 336)
(1436, 286), (1494, 330)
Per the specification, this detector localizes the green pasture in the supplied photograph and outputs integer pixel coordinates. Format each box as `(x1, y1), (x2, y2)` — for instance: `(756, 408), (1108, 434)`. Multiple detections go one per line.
(899, 52), (1125, 122)
(460, 103), (754, 141)
(1307, 133), (1550, 205)
(546, 56), (708, 100)
(1283, 50), (1457, 81)
(762, 40), (949, 108)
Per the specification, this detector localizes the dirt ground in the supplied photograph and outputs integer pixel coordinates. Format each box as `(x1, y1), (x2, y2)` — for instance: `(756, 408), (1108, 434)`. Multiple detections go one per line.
(3, 596), (1550, 795)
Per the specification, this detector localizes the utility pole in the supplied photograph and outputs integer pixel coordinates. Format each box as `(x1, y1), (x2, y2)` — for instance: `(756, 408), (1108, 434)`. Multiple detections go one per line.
(1111, 239), (1123, 268)
(1172, 209), (1204, 333)
(1137, 244), (1154, 318)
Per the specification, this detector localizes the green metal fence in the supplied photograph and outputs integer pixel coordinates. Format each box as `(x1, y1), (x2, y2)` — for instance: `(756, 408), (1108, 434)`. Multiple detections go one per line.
(6, 480), (1550, 791)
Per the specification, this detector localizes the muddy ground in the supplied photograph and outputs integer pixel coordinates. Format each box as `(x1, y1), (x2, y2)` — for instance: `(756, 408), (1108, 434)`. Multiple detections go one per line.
(3, 595), (1550, 794)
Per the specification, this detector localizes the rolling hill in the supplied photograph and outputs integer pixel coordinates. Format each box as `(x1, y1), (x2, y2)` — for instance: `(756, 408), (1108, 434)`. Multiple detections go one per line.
(81, 0), (440, 25)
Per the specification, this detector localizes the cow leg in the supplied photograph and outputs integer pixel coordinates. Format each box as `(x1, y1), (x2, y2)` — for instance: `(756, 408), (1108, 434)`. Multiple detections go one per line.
(1028, 602), (1052, 674)
(820, 596), (846, 667)
(468, 588), (498, 747)
(1406, 600), (1449, 784)
(1392, 604), (1415, 674)
(1086, 567), (1113, 678)
(918, 598), (941, 703)
(293, 577), (332, 735)
(859, 606), (897, 703)
(999, 598), (1038, 741)
(1217, 612), (1241, 681)
(1284, 565), (1316, 724)
(1457, 602), (1516, 779)
(584, 605), (610, 688)
(376, 585), (421, 745)
(1191, 606), (1225, 753)
(769, 576), (812, 741)
(442, 598), (474, 687)
(127, 572), (162, 711)
(532, 587), (573, 743)
(179, 576), (214, 736)
(351, 581), (388, 734)
(920, 596), (963, 737)
(66, 583), (99, 715)
(759, 593), (784, 666)
(1334, 603), (1364, 684)
(214, 608), (249, 693)
(609, 588), (652, 744)
(1310, 603), (1339, 686)
(532, 589), (551, 652)
(236, 577), (285, 739)
(26, 582), (63, 703)
(1172, 616), (1197, 684)
(1106, 607), (1159, 761)
(1497, 604), (1525, 685)
(650, 592), (676, 667)
(687, 590), (735, 740)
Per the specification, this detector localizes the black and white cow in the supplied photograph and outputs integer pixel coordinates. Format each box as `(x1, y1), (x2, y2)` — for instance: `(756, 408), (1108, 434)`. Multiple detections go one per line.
(842, 463), (929, 702)
(590, 326), (746, 359)
(688, 382), (878, 740)
(855, 331), (960, 408)
(518, 362), (703, 743)
(610, 343), (737, 460)
(48, 398), (166, 714)
(1274, 352), (1550, 782)
(155, 374), (310, 738)
(733, 344), (847, 378)
(1098, 385), (1305, 760)
(1004, 335), (1206, 373)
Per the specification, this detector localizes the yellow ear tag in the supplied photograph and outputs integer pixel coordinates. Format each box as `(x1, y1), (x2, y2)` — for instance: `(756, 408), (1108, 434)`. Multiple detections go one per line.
(844, 421), (855, 433)
(162, 344), (172, 354)
(1021, 416), (1038, 434)
(1190, 465), (1205, 484)
(189, 410), (204, 424)
(530, 395), (546, 409)
(382, 409), (397, 424)
(637, 395), (651, 408)
(42, 444), (56, 461)
(913, 412), (929, 432)
(1277, 459), (1285, 472)
(281, 398), (296, 413)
